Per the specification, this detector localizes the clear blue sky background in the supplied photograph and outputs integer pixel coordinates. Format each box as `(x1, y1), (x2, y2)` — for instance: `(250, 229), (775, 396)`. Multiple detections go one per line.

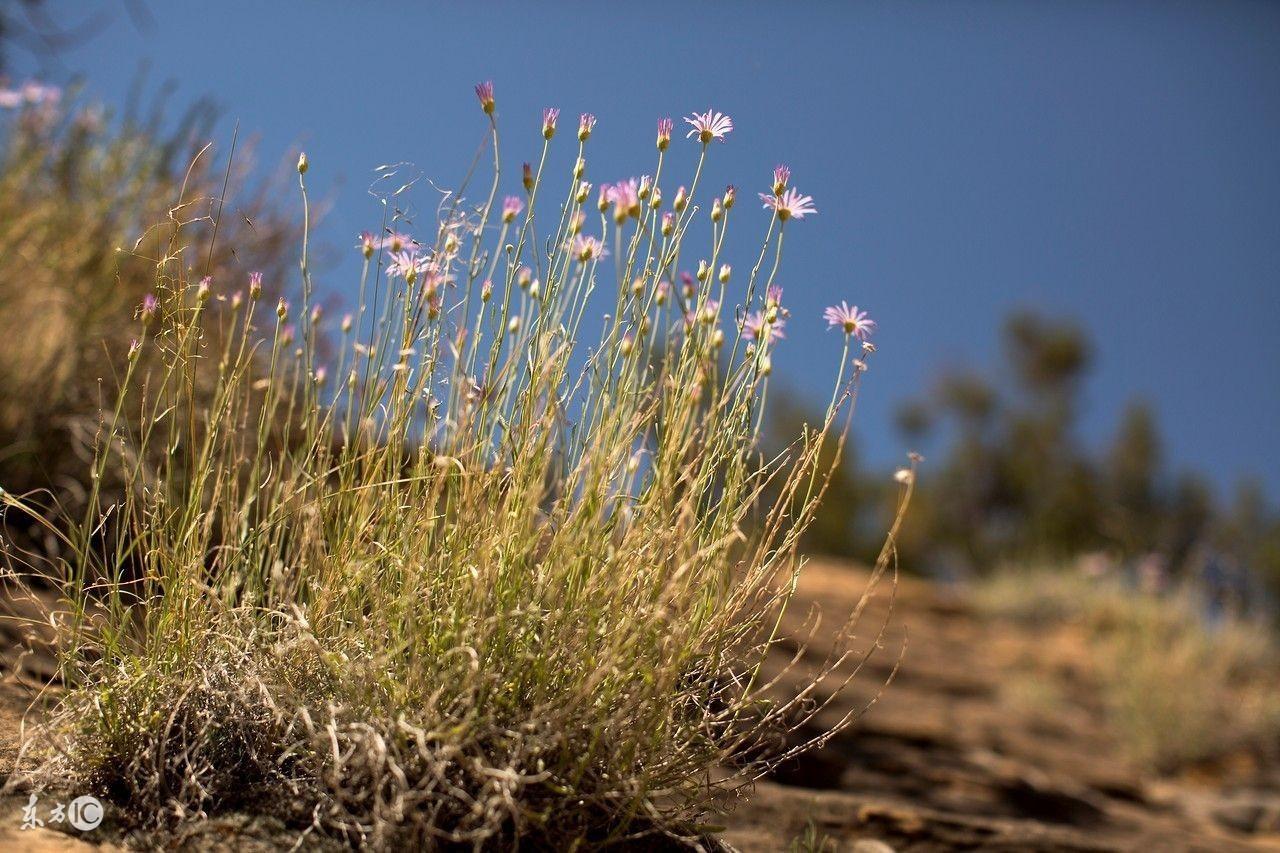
(10, 0), (1280, 500)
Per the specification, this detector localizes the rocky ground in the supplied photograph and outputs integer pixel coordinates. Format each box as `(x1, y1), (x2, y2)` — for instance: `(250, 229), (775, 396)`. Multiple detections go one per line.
(721, 560), (1280, 852)
(1, 561), (1278, 851)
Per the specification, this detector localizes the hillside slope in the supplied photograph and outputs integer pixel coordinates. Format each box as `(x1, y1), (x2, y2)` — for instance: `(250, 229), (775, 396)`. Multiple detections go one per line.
(721, 560), (1280, 851)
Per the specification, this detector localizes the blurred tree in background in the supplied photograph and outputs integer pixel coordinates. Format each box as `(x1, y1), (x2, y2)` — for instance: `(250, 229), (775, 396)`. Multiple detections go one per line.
(790, 310), (1280, 614)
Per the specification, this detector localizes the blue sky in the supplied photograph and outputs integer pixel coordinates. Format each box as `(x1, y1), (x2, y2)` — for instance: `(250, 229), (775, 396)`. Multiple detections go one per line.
(10, 1), (1280, 499)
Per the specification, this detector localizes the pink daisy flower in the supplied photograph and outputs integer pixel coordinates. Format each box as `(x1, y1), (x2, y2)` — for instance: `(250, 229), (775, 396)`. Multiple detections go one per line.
(388, 250), (429, 281)
(684, 109), (733, 143)
(502, 195), (524, 223)
(760, 187), (817, 221)
(573, 234), (606, 263)
(381, 231), (414, 253)
(607, 178), (640, 219)
(744, 310), (786, 344)
(766, 285), (791, 317)
(823, 302), (876, 340)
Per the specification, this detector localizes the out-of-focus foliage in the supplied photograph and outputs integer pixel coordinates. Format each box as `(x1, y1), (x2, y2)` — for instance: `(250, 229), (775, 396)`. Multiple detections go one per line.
(793, 309), (1280, 611)
(976, 565), (1280, 771)
(0, 91), (296, 549)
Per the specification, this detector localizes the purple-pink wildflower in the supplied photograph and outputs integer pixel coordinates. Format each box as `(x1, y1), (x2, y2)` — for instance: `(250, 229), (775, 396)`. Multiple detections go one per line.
(139, 294), (158, 324)
(474, 81), (495, 114)
(823, 302), (876, 340)
(388, 250), (429, 281)
(744, 311), (786, 343)
(684, 109), (733, 143)
(573, 234), (605, 263)
(502, 195), (524, 223)
(382, 231), (414, 253)
(772, 164), (791, 196)
(766, 285), (790, 317)
(578, 113), (597, 141)
(608, 179), (640, 221)
(760, 187), (817, 221)
(656, 117), (673, 151)
(542, 107), (560, 139)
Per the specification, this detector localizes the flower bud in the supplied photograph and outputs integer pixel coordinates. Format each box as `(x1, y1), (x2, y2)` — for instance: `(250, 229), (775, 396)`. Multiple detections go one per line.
(140, 294), (158, 325)
(508, 315), (522, 334)
(475, 81), (495, 115)
(481, 280), (494, 302)
(522, 162), (534, 193)
(711, 198), (723, 222)
(573, 157), (585, 179)
(723, 185), (736, 209)
(650, 186), (662, 209)
(718, 264), (731, 284)
(661, 211), (674, 236)
(297, 152), (308, 174)
(772, 164), (790, 196)
(341, 313), (353, 333)
(575, 181), (590, 204)
(276, 297), (288, 320)
(656, 117), (673, 151)
(674, 185), (687, 212)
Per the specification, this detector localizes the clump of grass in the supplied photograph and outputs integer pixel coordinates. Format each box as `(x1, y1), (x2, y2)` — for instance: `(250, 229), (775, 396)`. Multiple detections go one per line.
(0, 84), (296, 553)
(975, 565), (1280, 772)
(5, 88), (910, 847)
